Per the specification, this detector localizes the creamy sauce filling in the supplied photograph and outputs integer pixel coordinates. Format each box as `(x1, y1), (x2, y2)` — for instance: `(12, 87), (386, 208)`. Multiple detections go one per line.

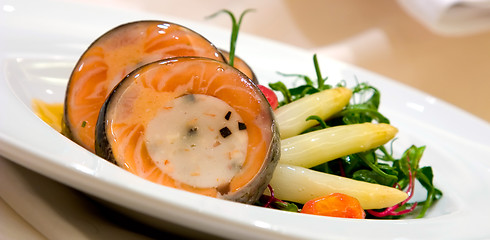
(144, 94), (248, 188)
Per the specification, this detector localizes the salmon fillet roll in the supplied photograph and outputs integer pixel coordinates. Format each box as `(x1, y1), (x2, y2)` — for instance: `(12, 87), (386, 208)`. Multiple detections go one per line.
(95, 57), (280, 203)
(220, 49), (258, 84)
(64, 21), (225, 152)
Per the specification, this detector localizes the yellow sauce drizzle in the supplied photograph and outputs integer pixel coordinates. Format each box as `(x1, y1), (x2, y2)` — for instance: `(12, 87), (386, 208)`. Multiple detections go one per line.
(31, 99), (63, 132)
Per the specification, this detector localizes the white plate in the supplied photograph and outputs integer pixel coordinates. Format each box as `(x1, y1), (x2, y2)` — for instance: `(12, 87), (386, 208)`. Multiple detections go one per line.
(1, 0), (490, 239)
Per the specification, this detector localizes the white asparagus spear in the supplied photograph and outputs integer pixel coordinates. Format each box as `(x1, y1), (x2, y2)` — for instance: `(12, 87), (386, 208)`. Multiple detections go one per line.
(280, 123), (398, 168)
(275, 87), (352, 139)
(270, 164), (408, 209)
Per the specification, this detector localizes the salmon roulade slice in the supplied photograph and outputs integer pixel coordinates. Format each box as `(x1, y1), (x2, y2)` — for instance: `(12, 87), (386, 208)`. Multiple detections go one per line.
(219, 49), (258, 84)
(64, 21), (225, 152)
(95, 57), (280, 203)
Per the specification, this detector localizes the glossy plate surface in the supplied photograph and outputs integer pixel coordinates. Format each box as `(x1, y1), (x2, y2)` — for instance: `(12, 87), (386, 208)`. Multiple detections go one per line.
(1, 0), (490, 239)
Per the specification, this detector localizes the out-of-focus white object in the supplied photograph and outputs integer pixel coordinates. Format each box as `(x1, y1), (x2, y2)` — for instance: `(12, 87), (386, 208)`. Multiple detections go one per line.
(397, 0), (490, 35)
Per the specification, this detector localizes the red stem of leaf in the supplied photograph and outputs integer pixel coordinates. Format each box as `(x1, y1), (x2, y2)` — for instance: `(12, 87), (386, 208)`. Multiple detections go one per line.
(367, 155), (418, 217)
(263, 185), (275, 208)
(339, 160), (345, 177)
(263, 184), (286, 208)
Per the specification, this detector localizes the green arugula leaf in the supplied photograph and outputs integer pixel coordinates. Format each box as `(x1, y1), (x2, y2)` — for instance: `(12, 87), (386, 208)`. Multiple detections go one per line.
(415, 166), (443, 218)
(269, 81), (292, 105)
(207, 9), (254, 67)
(305, 115), (328, 129)
(270, 54), (333, 106)
(273, 200), (300, 212)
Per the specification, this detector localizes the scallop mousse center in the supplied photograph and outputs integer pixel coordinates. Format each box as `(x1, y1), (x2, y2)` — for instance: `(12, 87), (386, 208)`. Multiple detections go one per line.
(144, 94), (249, 188)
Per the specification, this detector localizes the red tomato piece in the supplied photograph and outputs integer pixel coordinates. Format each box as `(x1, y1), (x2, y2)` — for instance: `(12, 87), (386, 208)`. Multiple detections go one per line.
(301, 193), (366, 219)
(258, 85), (278, 110)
